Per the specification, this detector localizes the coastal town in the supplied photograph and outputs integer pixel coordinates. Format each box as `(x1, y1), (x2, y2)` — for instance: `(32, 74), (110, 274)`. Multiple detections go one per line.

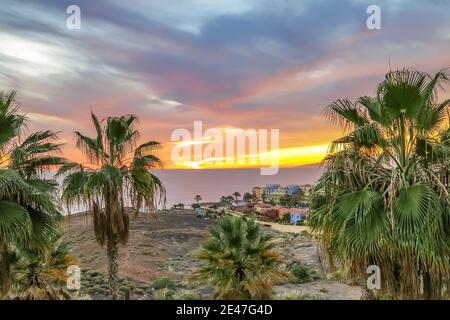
(185, 184), (312, 227)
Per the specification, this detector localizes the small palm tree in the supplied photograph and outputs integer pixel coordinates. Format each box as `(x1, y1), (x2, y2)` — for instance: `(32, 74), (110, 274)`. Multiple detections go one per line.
(194, 195), (202, 204)
(232, 192), (241, 201)
(60, 112), (166, 299)
(0, 91), (63, 297)
(11, 237), (77, 300)
(192, 216), (287, 299)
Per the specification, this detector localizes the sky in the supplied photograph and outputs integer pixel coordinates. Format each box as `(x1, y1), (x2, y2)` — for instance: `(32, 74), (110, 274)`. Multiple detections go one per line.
(1, 0), (450, 169)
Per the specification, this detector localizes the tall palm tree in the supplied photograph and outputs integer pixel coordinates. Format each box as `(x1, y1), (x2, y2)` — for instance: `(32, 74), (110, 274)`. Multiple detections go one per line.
(0, 91), (63, 297)
(60, 112), (166, 299)
(194, 194), (202, 204)
(192, 216), (287, 299)
(232, 192), (241, 201)
(309, 69), (450, 299)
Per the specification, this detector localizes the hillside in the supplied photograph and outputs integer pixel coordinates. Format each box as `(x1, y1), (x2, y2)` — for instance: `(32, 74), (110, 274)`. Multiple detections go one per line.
(63, 209), (361, 300)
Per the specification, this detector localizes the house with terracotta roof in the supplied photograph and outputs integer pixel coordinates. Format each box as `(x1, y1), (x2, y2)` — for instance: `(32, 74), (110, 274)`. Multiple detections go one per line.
(287, 208), (309, 224)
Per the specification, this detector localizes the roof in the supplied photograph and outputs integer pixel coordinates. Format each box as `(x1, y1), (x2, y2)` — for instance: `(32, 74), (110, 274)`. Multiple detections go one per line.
(255, 203), (272, 208)
(288, 208), (309, 214)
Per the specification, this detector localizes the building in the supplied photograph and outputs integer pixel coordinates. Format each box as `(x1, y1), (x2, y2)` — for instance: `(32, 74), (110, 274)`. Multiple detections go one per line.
(290, 213), (304, 225)
(254, 203), (272, 213)
(289, 208), (309, 225)
(252, 187), (263, 200)
(263, 184), (300, 204)
(194, 208), (206, 216)
(262, 184), (280, 201)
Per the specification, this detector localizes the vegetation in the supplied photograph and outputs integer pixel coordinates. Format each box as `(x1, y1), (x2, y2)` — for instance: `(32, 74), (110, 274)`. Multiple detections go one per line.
(60, 112), (166, 299)
(232, 192), (241, 200)
(309, 69), (450, 299)
(279, 190), (305, 207)
(152, 277), (178, 290)
(194, 195), (202, 204)
(243, 192), (254, 201)
(289, 263), (319, 284)
(220, 195), (235, 205)
(192, 216), (288, 299)
(0, 91), (66, 298)
(172, 203), (185, 210)
(11, 238), (77, 300)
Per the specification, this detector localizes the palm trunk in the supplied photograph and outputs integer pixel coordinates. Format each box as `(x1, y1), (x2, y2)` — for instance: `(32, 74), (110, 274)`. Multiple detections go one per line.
(107, 240), (120, 300)
(0, 244), (11, 298)
(422, 271), (432, 300)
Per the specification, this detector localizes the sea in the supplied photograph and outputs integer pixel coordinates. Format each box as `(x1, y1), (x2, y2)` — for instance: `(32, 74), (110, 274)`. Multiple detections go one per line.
(57, 165), (322, 213)
(155, 165), (322, 208)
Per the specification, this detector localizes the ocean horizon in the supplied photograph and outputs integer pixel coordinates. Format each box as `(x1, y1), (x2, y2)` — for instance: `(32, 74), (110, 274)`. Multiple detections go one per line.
(57, 165), (322, 214)
(155, 165), (322, 208)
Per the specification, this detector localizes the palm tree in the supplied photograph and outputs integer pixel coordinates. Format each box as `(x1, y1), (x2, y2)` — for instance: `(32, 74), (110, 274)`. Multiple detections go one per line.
(60, 112), (166, 299)
(232, 192), (241, 201)
(192, 216), (287, 299)
(0, 91), (63, 297)
(194, 195), (202, 204)
(243, 192), (253, 201)
(11, 237), (77, 300)
(309, 69), (450, 299)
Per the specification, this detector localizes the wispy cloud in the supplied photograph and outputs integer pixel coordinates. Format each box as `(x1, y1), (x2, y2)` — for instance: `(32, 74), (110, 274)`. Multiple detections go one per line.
(1, 0), (449, 167)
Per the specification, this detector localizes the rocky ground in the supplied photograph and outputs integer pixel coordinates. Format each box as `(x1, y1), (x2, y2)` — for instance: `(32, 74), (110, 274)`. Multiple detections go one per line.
(63, 209), (361, 300)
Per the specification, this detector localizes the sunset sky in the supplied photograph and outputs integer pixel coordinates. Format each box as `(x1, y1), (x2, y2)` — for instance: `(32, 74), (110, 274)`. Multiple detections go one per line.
(1, 0), (450, 169)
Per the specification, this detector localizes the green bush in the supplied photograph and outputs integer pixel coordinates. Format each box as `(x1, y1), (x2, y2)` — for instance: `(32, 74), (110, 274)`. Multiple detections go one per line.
(155, 288), (175, 300)
(290, 264), (318, 284)
(152, 277), (178, 290)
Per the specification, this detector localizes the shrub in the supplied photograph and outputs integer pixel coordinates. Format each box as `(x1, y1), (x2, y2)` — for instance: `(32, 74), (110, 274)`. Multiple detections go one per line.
(192, 216), (288, 299)
(290, 263), (319, 283)
(152, 277), (177, 290)
(155, 288), (175, 300)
